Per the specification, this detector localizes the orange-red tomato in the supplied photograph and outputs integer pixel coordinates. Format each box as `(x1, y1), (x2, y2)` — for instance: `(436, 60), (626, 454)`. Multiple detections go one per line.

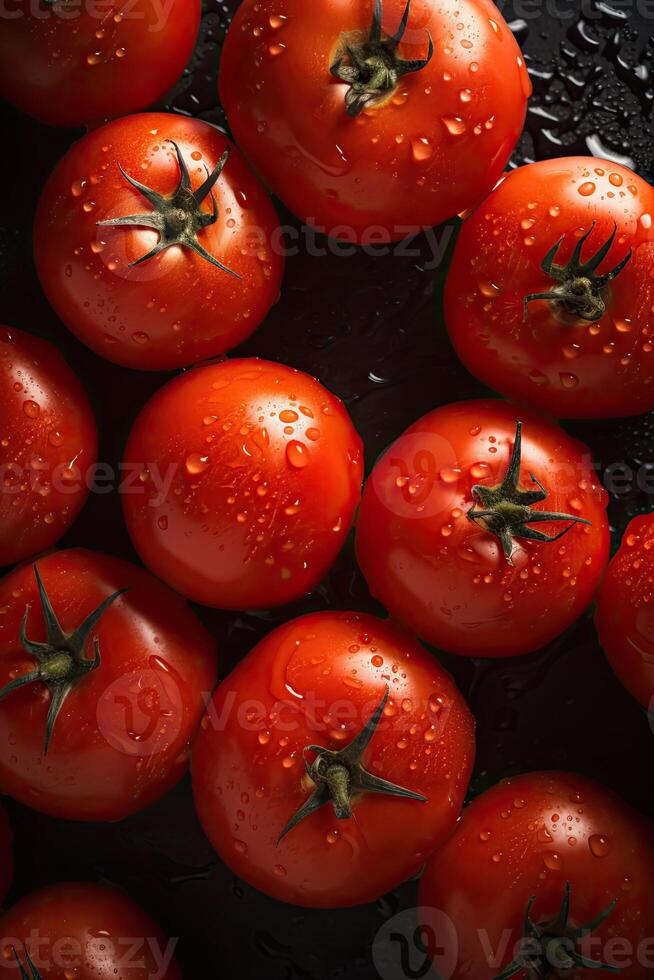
(220, 0), (530, 242)
(0, 804), (12, 906)
(0, 549), (217, 821)
(596, 515), (654, 712)
(34, 114), (284, 371)
(0, 326), (97, 568)
(356, 399), (610, 657)
(419, 772), (654, 980)
(445, 158), (654, 419)
(192, 611), (475, 907)
(122, 358), (363, 610)
(0, 0), (200, 129)
(0, 882), (181, 979)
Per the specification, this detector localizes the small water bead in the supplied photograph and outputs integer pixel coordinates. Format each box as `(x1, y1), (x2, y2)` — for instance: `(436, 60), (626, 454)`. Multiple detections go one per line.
(87, 52), (102, 66)
(589, 834), (612, 858)
(23, 400), (40, 419)
(269, 42), (286, 56)
(185, 453), (210, 476)
(411, 137), (433, 162)
(286, 441), (309, 468)
(441, 116), (466, 137)
(578, 182), (596, 197)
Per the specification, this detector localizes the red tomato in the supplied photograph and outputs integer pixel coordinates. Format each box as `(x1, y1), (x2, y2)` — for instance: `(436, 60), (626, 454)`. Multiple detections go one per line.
(419, 772), (654, 980)
(0, 327), (97, 568)
(445, 157), (654, 419)
(192, 610), (475, 907)
(595, 515), (654, 712)
(0, 805), (12, 906)
(0, 548), (216, 821)
(355, 399), (610, 657)
(220, 0), (530, 242)
(0, 882), (180, 979)
(122, 358), (363, 609)
(0, 0), (200, 129)
(34, 114), (284, 371)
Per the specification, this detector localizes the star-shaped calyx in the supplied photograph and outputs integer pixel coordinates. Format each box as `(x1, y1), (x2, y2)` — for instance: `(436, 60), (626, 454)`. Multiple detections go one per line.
(277, 686), (426, 843)
(97, 139), (241, 276)
(330, 0), (434, 116)
(523, 222), (631, 323)
(12, 947), (42, 980)
(495, 882), (619, 979)
(468, 421), (591, 565)
(0, 565), (125, 754)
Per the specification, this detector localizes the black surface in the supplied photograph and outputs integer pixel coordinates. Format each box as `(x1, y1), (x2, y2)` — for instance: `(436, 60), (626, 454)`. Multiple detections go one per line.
(2, 1), (654, 978)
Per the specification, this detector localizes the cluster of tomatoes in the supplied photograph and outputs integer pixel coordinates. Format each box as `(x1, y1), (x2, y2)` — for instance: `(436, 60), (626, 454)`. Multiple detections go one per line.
(1, 0), (654, 977)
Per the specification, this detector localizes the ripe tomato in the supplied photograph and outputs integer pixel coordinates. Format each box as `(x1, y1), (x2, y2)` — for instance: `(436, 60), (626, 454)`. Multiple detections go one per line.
(0, 0), (200, 129)
(595, 516), (654, 712)
(419, 772), (654, 980)
(122, 358), (363, 610)
(0, 548), (216, 821)
(0, 882), (180, 979)
(192, 610), (475, 907)
(0, 805), (12, 906)
(0, 327), (97, 569)
(445, 158), (654, 419)
(355, 399), (610, 657)
(219, 0), (530, 242)
(34, 113), (284, 371)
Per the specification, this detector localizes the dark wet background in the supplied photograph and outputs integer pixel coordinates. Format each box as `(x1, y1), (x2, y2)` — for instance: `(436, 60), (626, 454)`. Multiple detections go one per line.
(1, 0), (654, 977)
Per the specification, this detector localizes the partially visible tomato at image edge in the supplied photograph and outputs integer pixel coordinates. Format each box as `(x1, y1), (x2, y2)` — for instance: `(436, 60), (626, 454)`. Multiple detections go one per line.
(0, 326), (97, 568)
(0, 0), (201, 129)
(220, 0), (530, 241)
(34, 113), (284, 371)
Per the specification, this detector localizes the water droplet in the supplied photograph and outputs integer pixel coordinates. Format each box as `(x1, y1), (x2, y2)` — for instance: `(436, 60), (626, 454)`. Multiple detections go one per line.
(578, 182), (596, 196)
(286, 440), (309, 468)
(589, 834), (612, 858)
(411, 136), (434, 161)
(185, 453), (210, 476)
(23, 400), (40, 419)
(441, 116), (466, 137)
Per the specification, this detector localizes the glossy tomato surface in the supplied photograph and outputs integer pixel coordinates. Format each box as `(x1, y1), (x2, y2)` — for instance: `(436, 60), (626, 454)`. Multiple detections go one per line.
(419, 771), (654, 979)
(0, 882), (181, 979)
(122, 358), (363, 609)
(0, 0), (200, 129)
(0, 549), (217, 821)
(34, 113), (284, 371)
(0, 326), (97, 568)
(356, 399), (610, 657)
(0, 804), (12, 906)
(596, 515), (654, 712)
(445, 157), (654, 418)
(192, 611), (475, 907)
(220, 0), (530, 241)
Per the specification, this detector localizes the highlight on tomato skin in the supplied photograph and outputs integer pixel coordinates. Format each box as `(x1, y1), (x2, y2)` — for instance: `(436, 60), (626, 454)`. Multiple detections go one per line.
(0, 882), (182, 980)
(122, 358), (364, 611)
(445, 157), (654, 419)
(34, 113), (285, 372)
(355, 398), (610, 658)
(595, 515), (654, 713)
(419, 771), (654, 980)
(0, 326), (98, 570)
(192, 610), (475, 909)
(0, 804), (12, 907)
(219, 0), (531, 242)
(0, 0), (201, 130)
(0, 548), (217, 822)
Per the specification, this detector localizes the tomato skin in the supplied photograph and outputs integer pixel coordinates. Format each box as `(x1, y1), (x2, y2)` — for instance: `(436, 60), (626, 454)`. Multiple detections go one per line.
(192, 611), (475, 908)
(0, 882), (181, 979)
(0, 327), (97, 568)
(34, 113), (284, 371)
(0, 0), (200, 129)
(0, 548), (217, 821)
(355, 399), (610, 658)
(445, 158), (654, 419)
(220, 0), (530, 242)
(419, 772), (654, 980)
(122, 358), (363, 610)
(0, 805), (12, 905)
(595, 515), (654, 712)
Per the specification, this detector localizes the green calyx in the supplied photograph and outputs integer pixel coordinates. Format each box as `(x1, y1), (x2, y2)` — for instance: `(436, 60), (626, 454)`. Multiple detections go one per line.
(524, 222), (632, 323)
(0, 565), (125, 755)
(330, 0), (433, 116)
(97, 139), (240, 276)
(468, 421), (591, 565)
(277, 686), (426, 844)
(12, 947), (42, 980)
(495, 882), (620, 979)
